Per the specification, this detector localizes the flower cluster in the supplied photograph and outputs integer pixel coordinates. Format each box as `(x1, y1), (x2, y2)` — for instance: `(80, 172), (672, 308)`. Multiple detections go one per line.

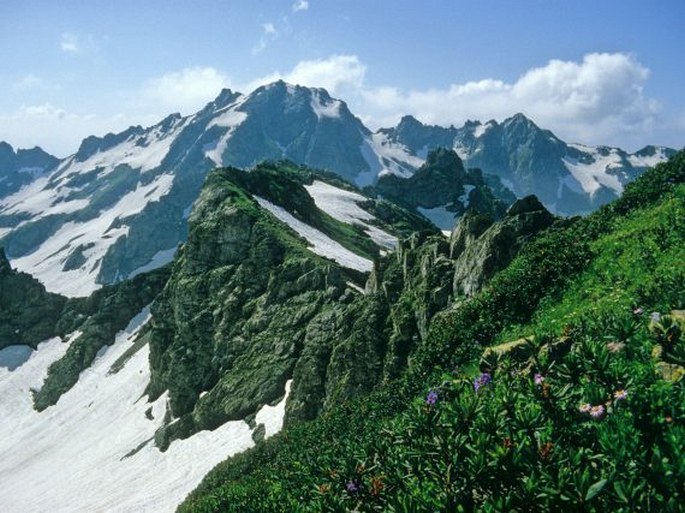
(425, 390), (438, 406)
(579, 389), (628, 420)
(473, 372), (492, 392)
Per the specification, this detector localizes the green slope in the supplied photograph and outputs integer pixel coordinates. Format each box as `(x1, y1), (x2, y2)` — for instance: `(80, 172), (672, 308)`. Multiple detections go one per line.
(179, 151), (685, 512)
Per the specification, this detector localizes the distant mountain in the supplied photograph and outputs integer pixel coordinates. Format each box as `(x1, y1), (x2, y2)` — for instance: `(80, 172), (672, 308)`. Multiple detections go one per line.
(375, 113), (677, 214)
(370, 147), (516, 228)
(0, 142), (59, 198)
(0, 82), (675, 296)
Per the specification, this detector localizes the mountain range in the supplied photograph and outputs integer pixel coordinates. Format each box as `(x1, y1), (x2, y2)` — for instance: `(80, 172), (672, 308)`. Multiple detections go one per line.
(0, 80), (675, 300)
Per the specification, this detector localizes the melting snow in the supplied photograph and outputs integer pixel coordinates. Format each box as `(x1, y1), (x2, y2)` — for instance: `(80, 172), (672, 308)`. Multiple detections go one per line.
(473, 121), (493, 138)
(128, 246), (177, 279)
(0, 308), (292, 513)
(369, 133), (423, 178)
(628, 148), (670, 168)
(11, 172), (176, 297)
(304, 180), (397, 249)
(204, 101), (248, 165)
(563, 144), (624, 196)
(310, 91), (341, 119)
(255, 196), (373, 273)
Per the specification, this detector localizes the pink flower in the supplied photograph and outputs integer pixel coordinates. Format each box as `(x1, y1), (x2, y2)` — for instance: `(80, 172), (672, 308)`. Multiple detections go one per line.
(534, 373), (544, 385)
(590, 405), (606, 419)
(613, 389), (628, 401)
(633, 307), (644, 315)
(579, 403), (592, 414)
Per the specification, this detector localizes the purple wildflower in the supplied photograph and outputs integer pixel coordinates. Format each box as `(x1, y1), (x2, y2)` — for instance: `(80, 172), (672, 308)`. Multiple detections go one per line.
(590, 405), (606, 419)
(425, 390), (438, 405)
(613, 389), (628, 401)
(473, 372), (492, 392)
(534, 373), (544, 386)
(579, 403), (592, 414)
(346, 480), (361, 494)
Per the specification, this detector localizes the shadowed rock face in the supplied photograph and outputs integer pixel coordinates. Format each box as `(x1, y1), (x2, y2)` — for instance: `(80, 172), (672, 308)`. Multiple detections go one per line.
(451, 195), (555, 297)
(0, 247), (66, 351)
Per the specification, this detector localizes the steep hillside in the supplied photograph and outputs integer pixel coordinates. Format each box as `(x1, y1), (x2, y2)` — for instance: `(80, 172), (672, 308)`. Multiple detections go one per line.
(179, 151), (684, 512)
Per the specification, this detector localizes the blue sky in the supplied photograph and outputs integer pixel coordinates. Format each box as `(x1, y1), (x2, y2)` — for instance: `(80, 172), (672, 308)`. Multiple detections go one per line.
(1, 0), (683, 156)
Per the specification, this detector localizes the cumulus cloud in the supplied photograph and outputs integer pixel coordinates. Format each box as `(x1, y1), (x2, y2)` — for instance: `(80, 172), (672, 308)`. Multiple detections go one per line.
(140, 66), (232, 113)
(247, 55), (366, 95)
(359, 53), (660, 147)
(293, 0), (309, 11)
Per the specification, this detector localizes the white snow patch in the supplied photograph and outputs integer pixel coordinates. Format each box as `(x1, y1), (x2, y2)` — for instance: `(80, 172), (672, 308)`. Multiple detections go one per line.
(473, 121), (493, 138)
(346, 281), (366, 294)
(0, 308), (293, 513)
(357, 138), (383, 187)
(310, 91), (341, 119)
(304, 180), (397, 249)
(369, 133), (423, 178)
(56, 118), (186, 181)
(204, 105), (248, 165)
(628, 148), (670, 168)
(453, 142), (470, 161)
(129, 246), (177, 279)
(255, 380), (292, 439)
(563, 145), (624, 196)
(11, 172), (176, 297)
(255, 196), (373, 273)
(0, 175), (88, 218)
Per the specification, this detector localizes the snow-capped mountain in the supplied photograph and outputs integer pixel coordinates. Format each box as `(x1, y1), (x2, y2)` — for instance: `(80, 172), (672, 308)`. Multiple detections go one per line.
(375, 113), (676, 214)
(0, 142), (59, 199)
(0, 81), (675, 297)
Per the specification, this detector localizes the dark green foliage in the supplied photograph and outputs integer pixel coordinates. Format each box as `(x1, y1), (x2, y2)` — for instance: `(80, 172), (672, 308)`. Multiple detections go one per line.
(179, 151), (685, 512)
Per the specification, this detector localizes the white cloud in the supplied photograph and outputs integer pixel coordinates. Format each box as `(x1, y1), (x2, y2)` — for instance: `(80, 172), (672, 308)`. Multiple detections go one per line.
(0, 104), (129, 157)
(60, 33), (80, 53)
(293, 0), (309, 11)
(358, 53), (661, 147)
(11, 74), (46, 91)
(253, 22), (279, 54)
(247, 55), (366, 95)
(140, 67), (233, 113)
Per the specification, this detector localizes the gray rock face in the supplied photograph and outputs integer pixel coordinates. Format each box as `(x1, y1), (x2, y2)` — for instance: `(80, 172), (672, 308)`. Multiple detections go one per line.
(451, 198), (555, 297)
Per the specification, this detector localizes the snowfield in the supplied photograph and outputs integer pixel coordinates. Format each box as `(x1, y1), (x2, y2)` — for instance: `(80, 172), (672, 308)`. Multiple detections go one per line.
(10, 172), (176, 297)
(255, 195), (373, 273)
(304, 180), (397, 249)
(0, 308), (291, 513)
